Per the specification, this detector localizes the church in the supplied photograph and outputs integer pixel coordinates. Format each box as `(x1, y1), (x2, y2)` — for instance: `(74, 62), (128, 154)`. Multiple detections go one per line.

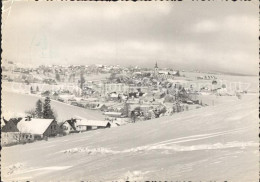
(153, 62), (179, 79)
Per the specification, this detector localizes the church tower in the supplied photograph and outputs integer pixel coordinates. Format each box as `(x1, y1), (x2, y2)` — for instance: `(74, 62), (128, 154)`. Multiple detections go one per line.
(154, 61), (159, 76)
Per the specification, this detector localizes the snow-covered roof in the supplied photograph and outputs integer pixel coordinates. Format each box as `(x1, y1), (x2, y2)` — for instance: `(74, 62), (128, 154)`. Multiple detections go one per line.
(59, 94), (75, 99)
(167, 79), (189, 83)
(76, 119), (109, 127)
(104, 112), (122, 116)
(110, 93), (119, 98)
(72, 116), (110, 127)
(159, 71), (169, 75)
(169, 71), (178, 74)
(17, 118), (54, 135)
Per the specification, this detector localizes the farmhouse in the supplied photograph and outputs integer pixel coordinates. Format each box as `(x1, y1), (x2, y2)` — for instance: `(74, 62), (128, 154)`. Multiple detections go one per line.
(103, 111), (122, 118)
(76, 119), (111, 131)
(61, 117), (111, 133)
(1, 117), (58, 145)
(17, 118), (58, 140)
(1, 117), (22, 146)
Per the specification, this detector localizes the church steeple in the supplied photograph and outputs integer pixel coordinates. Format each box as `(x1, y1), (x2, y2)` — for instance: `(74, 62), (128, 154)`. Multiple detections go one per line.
(154, 61), (159, 76)
(155, 62), (158, 69)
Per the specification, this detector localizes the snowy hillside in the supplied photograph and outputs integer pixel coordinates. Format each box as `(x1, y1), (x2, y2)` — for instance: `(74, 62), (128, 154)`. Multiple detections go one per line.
(1, 95), (258, 181)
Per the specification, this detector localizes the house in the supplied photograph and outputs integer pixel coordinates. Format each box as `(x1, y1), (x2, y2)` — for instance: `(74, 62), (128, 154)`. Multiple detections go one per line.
(17, 118), (58, 140)
(61, 117), (111, 133)
(103, 112), (122, 118)
(164, 94), (175, 103)
(99, 104), (109, 111)
(58, 94), (75, 103)
(126, 103), (161, 117)
(1, 117), (22, 146)
(76, 119), (111, 131)
(177, 87), (190, 102)
(41, 90), (51, 97)
(1, 117), (57, 145)
(60, 119), (77, 134)
(1, 132), (21, 146)
(108, 92), (119, 101)
(1, 117), (21, 132)
(102, 83), (130, 95)
(51, 92), (59, 100)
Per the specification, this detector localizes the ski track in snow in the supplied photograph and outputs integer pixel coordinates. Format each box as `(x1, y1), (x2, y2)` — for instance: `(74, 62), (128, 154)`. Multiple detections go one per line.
(149, 127), (250, 146)
(3, 165), (72, 181)
(60, 127), (257, 155)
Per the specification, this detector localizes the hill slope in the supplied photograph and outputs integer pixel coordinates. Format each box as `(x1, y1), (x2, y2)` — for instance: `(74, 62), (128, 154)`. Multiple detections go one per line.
(1, 96), (258, 182)
(2, 91), (104, 121)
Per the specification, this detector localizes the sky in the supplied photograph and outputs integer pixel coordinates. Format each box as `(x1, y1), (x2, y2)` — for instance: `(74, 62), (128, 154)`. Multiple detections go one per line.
(2, 1), (258, 75)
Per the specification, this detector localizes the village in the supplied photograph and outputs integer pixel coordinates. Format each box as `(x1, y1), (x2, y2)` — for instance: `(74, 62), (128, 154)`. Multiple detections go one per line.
(1, 60), (249, 147)
(1, 0), (258, 180)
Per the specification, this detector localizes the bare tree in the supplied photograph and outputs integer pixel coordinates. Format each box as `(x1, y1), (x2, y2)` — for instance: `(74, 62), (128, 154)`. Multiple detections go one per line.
(25, 109), (36, 118)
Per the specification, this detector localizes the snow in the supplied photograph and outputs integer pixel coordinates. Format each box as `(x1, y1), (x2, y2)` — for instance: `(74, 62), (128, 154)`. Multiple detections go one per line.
(17, 118), (54, 135)
(1, 95), (258, 181)
(104, 112), (122, 116)
(2, 91), (105, 121)
(76, 119), (109, 127)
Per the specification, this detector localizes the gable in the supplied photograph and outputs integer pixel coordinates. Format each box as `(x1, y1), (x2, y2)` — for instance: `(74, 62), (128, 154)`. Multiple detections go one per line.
(2, 121), (19, 132)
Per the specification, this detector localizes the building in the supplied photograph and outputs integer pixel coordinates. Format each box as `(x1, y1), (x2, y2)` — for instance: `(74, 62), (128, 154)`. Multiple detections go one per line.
(60, 120), (76, 134)
(1, 117), (58, 145)
(154, 62), (159, 76)
(125, 102), (162, 117)
(101, 83), (130, 95)
(61, 117), (111, 133)
(1, 117), (21, 132)
(76, 119), (111, 131)
(1, 117), (22, 146)
(103, 112), (123, 117)
(17, 118), (58, 139)
(153, 62), (179, 79)
(1, 132), (21, 146)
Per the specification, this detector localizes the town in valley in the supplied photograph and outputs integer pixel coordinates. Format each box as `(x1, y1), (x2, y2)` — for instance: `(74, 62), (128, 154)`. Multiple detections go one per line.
(2, 60), (258, 181)
(2, 60), (251, 144)
(1, 1), (258, 181)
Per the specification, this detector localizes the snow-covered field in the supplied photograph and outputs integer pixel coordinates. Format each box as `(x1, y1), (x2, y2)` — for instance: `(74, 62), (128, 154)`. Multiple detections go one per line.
(1, 94), (258, 181)
(181, 72), (258, 93)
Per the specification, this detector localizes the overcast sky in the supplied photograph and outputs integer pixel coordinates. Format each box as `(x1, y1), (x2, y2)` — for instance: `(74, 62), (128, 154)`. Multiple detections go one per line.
(2, 1), (258, 75)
